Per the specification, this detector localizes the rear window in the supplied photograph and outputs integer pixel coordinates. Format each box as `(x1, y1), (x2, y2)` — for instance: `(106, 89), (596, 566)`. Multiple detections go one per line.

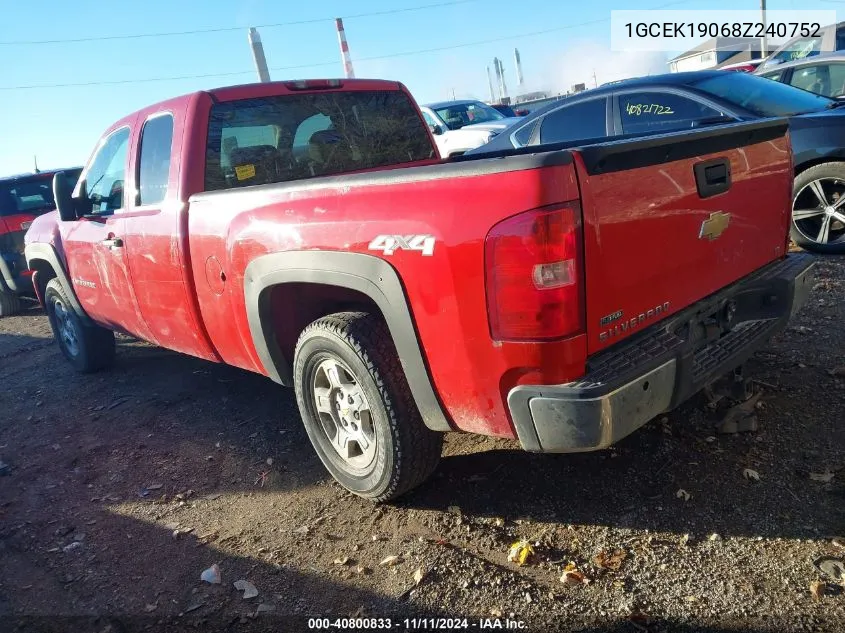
(204, 90), (435, 191)
(691, 72), (834, 116)
(0, 169), (82, 217)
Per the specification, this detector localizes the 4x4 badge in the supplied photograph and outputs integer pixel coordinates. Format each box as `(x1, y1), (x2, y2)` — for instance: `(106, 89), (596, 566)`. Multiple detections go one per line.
(699, 211), (731, 241)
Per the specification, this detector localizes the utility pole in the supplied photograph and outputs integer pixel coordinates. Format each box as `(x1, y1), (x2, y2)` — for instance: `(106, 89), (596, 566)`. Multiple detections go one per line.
(33, 156), (39, 173)
(592, 69), (598, 88)
(248, 28), (271, 82)
(760, 0), (767, 61)
(335, 18), (356, 78)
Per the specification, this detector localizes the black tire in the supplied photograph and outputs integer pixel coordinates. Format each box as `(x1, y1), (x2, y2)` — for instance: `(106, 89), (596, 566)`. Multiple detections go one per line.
(293, 311), (443, 502)
(791, 162), (845, 254)
(0, 288), (22, 317)
(44, 278), (115, 372)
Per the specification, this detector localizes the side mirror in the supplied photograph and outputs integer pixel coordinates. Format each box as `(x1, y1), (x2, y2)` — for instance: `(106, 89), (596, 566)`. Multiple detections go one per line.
(429, 124), (444, 136)
(52, 171), (77, 222)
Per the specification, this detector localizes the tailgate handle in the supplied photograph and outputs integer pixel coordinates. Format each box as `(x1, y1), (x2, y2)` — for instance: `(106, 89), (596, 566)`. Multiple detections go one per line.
(694, 158), (731, 198)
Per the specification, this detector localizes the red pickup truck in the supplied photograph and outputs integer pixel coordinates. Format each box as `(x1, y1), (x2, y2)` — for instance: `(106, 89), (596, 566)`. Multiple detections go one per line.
(25, 78), (814, 501)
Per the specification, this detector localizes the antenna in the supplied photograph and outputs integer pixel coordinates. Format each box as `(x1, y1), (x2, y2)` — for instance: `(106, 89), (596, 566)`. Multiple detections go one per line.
(34, 155), (40, 173)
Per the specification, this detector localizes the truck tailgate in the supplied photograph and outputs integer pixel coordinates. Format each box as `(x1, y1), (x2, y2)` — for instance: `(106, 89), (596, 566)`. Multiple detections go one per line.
(570, 120), (792, 354)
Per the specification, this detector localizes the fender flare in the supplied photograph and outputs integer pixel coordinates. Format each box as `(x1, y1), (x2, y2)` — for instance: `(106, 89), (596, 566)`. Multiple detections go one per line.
(24, 242), (93, 324)
(0, 257), (17, 293)
(243, 250), (453, 432)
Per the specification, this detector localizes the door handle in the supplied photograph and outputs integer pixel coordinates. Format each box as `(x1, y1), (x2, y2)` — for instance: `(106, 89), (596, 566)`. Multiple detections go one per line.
(101, 237), (124, 248)
(694, 157), (731, 198)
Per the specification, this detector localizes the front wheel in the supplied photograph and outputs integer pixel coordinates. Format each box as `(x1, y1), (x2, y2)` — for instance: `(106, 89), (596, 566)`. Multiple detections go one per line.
(791, 162), (845, 254)
(293, 312), (442, 502)
(44, 278), (115, 372)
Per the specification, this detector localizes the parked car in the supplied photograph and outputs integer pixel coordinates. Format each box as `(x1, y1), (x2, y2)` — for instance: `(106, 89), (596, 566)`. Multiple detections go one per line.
(25, 78), (813, 501)
(758, 21), (845, 71)
(1, 167), (82, 315)
(419, 99), (521, 157)
(755, 52), (845, 99)
(470, 70), (845, 253)
(719, 58), (766, 73)
(490, 103), (528, 117)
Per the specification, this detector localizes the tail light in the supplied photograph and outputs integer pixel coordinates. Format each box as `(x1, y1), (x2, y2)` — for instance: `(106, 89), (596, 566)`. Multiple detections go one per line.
(485, 202), (584, 341)
(284, 79), (343, 90)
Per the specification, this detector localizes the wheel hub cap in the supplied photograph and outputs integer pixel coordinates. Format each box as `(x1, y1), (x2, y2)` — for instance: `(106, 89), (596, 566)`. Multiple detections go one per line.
(53, 300), (79, 357)
(312, 358), (376, 469)
(793, 177), (845, 246)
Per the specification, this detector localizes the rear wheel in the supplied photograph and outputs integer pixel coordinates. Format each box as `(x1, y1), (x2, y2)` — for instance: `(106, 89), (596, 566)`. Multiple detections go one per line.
(0, 288), (22, 317)
(791, 162), (845, 254)
(293, 312), (442, 502)
(44, 278), (115, 372)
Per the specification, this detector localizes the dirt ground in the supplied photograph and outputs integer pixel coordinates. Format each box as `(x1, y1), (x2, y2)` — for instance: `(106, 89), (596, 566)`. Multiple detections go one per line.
(1, 257), (844, 633)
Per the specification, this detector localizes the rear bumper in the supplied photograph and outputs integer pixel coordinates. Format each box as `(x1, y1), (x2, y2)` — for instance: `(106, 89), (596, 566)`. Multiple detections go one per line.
(507, 254), (816, 453)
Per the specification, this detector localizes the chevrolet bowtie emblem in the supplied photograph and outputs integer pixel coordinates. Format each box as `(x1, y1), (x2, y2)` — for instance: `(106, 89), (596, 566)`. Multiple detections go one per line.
(699, 211), (731, 241)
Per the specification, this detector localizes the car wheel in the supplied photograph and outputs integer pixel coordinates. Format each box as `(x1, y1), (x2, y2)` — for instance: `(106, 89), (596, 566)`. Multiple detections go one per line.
(44, 278), (115, 372)
(791, 162), (845, 254)
(293, 311), (443, 502)
(0, 288), (22, 317)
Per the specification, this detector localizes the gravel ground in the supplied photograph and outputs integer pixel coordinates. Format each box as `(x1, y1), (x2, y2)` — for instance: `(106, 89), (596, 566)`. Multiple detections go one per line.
(0, 256), (843, 633)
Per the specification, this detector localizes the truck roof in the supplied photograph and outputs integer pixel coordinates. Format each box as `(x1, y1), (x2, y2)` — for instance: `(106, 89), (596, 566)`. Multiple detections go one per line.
(115, 78), (408, 125)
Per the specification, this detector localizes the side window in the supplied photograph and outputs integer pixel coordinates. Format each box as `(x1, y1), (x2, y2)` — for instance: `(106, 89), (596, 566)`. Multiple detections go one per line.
(421, 111), (437, 128)
(82, 127), (130, 215)
(761, 70), (785, 83)
(619, 92), (724, 135)
(836, 28), (845, 51)
(138, 114), (174, 206)
(513, 119), (539, 146)
(539, 99), (607, 144)
(790, 64), (845, 97)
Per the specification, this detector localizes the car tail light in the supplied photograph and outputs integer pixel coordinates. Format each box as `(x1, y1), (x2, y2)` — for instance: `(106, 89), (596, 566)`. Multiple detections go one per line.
(485, 202), (584, 341)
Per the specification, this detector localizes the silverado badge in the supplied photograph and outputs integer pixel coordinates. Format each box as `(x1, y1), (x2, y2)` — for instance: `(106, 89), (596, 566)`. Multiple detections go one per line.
(699, 211), (731, 241)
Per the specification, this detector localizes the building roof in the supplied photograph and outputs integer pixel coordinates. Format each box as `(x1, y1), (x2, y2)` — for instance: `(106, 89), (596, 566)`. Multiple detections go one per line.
(669, 37), (767, 62)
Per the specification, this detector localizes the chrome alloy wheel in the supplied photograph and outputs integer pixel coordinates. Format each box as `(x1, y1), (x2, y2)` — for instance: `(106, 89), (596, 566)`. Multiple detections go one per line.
(311, 356), (377, 470)
(792, 177), (845, 247)
(53, 298), (80, 357)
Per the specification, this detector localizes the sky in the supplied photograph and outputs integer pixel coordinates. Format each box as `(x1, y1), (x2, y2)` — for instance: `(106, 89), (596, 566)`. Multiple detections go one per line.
(0, 0), (839, 175)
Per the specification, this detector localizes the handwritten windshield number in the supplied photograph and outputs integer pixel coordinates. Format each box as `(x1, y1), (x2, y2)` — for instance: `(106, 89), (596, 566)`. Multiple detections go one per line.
(626, 103), (675, 116)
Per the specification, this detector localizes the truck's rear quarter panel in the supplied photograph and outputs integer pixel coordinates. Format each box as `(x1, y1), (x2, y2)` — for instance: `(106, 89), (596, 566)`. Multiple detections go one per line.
(188, 156), (586, 438)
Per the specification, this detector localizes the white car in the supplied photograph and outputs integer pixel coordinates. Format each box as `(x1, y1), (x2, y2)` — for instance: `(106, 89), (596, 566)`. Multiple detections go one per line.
(419, 100), (522, 157)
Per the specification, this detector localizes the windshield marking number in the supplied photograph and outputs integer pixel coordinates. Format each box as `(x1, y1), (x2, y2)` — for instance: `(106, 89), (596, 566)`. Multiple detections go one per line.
(626, 103), (675, 116)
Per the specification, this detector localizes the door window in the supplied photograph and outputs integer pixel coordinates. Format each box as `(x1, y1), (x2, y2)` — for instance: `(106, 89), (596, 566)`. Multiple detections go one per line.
(538, 99), (607, 144)
(760, 70), (786, 83)
(619, 92), (725, 135)
(137, 114), (174, 206)
(789, 63), (845, 98)
(82, 127), (130, 216)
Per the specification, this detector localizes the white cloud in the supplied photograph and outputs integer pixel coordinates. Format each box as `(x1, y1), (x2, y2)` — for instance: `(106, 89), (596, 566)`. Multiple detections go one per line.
(539, 41), (669, 94)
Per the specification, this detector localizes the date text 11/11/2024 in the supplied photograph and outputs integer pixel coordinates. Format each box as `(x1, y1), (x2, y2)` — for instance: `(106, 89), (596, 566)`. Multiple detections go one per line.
(307, 617), (528, 630)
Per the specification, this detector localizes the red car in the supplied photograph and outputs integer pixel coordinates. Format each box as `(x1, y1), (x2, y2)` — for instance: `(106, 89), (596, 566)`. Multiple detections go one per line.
(25, 79), (813, 500)
(1, 168), (81, 315)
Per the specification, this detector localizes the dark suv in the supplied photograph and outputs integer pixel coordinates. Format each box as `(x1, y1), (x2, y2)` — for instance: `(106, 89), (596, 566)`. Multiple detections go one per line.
(1, 168), (82, 316)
